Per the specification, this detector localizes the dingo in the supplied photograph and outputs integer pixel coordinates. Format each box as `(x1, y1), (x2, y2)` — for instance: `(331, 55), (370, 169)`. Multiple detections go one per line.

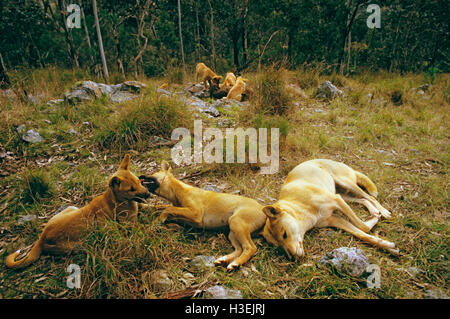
(139, 161), (266, 270)
(261, 159), (398, 259)
(5, 154), (150, 269)
(195, 62), (222, 90)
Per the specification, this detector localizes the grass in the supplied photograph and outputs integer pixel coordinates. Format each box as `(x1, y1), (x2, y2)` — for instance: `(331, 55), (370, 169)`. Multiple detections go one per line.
(0, 66), (448, 299)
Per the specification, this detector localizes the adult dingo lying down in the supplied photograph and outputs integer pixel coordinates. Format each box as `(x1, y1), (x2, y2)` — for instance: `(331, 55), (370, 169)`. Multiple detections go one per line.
(139, 161), (267, 270)
(261, 159), (398, 259)
(196, 62), (222, 90)
(5, 154), (150, 269)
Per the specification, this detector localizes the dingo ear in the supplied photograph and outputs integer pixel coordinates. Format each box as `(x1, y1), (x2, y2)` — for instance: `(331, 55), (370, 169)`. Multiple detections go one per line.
(161, 160), (172, 172)
(109, 176), (122, 188)
(119, 154), (131, 170)
(263, 205), (281, 219)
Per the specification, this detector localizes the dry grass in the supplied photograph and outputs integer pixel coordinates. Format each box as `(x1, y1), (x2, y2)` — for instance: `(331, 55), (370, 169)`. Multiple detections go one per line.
(0, 67), (448, 299)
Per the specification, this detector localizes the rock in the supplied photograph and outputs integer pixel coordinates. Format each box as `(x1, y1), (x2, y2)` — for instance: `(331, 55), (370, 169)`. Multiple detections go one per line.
(185, 97), (221, 117)
(22, 129), (43, 143)
(68, 128), (77, 135)
(119, 80), (147, 93)
(16, 124), (27, 134)
(47, 99), (65, 107)
(63, 80), (145, 105)
(315, 81), (344, 100)
(148, 136), (170, 146)
(204, 285), (243, 299)
(17, 214), (37, 225)
(203, 184), (223, 193)
(423, 289), (449, 299)
(156, 88), (172, 96)
(189, 255), (216, 268)
(186, 83), (205, 94)
(109, 91), (136, 103)
(64, 88), (93, 105)
(149, 270), (173, 292)
(318, 247), (369, 277)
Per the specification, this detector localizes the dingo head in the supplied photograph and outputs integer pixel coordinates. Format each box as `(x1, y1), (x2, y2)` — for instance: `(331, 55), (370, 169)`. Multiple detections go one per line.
(108, 154), (150, 203)
(211, 75), (222, 86)
(261, 204), (305, 259)
(139, 161), (177, 203)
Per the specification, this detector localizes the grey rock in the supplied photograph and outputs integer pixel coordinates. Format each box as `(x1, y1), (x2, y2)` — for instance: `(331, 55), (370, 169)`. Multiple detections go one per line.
(47, 99), (65, 107)
(203, 185), (222, 193)
(156, 88), (172, 96)
(149, 270), (173, 292)
(189, 255), (216, 268)
(148, 136), (170, 146)
(16, 124), (27, 134)
(318, 247), (369, 277)
(423, 289), (449, 299)
(109, 91), (136, 103)
(119, 80), (147, 93)
(64, 88), (93, 105)
(204, 285), (243, 299)
(315, 81), (344, 100)
(22, 129), (43, 143)
(186, 83), (205, 94)
(17, 214), (37, 225)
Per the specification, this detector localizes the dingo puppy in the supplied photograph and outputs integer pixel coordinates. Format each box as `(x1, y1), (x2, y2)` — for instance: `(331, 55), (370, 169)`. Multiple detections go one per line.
(219, 72), (237, 90)
(261, 159), (398, 259)
(226, 76), (247, 101)
(195, 62), (222, 90)
(5, 154), (150, 269)
(139, 161), (266, 270)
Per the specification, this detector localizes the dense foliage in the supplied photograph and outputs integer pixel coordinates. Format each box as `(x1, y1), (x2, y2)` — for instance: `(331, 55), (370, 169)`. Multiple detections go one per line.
(0, 0), (448, 77)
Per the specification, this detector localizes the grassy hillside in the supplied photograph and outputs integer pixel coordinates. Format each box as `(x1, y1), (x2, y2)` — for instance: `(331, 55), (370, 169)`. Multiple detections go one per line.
(0, 67), (448, 298)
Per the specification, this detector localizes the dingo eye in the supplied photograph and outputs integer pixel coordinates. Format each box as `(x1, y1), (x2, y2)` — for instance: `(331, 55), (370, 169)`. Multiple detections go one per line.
(282, 232), (287, 240)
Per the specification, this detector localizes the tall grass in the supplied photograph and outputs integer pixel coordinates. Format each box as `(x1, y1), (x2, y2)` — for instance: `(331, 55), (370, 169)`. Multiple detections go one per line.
(96, 91), (193, 150)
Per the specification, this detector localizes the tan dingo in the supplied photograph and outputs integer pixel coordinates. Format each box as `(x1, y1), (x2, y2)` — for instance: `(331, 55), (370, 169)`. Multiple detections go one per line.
(139, 161), (266, 270)
(195, 62), (222, 90)
(261, 159), (398, 259)
(5, 154), (150, 269)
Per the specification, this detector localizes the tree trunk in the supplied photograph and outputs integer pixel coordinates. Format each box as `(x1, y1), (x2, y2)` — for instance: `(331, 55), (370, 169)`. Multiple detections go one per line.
(80, 1), (94, 66)
(206, 0), (216, 69)
(92, 0), (109, 81)
(0, 53), (10, 89)
(339, 0), (363, 74)
(177, 0), (186, 76)
(195, 2), (201, 61)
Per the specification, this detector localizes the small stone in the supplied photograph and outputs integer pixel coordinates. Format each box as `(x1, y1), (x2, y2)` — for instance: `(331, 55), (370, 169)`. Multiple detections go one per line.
(16, 124), (26, 134)
(149, 270), (173, 292)
(189, 255), (216, 268)
(204, 285), (243, 299)
(22, 130), (43, 143)
(47, 99), (64, 107)
(68, 128), (77, 135)
(318, 247), (369, 277)
(17, 214), (37, 225)
(203, 184), (222, 193)
(423, 289), (449, 299)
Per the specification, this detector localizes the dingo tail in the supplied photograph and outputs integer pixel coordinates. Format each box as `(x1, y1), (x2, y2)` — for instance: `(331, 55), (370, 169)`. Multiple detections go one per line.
(5, 237), (44, 269)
